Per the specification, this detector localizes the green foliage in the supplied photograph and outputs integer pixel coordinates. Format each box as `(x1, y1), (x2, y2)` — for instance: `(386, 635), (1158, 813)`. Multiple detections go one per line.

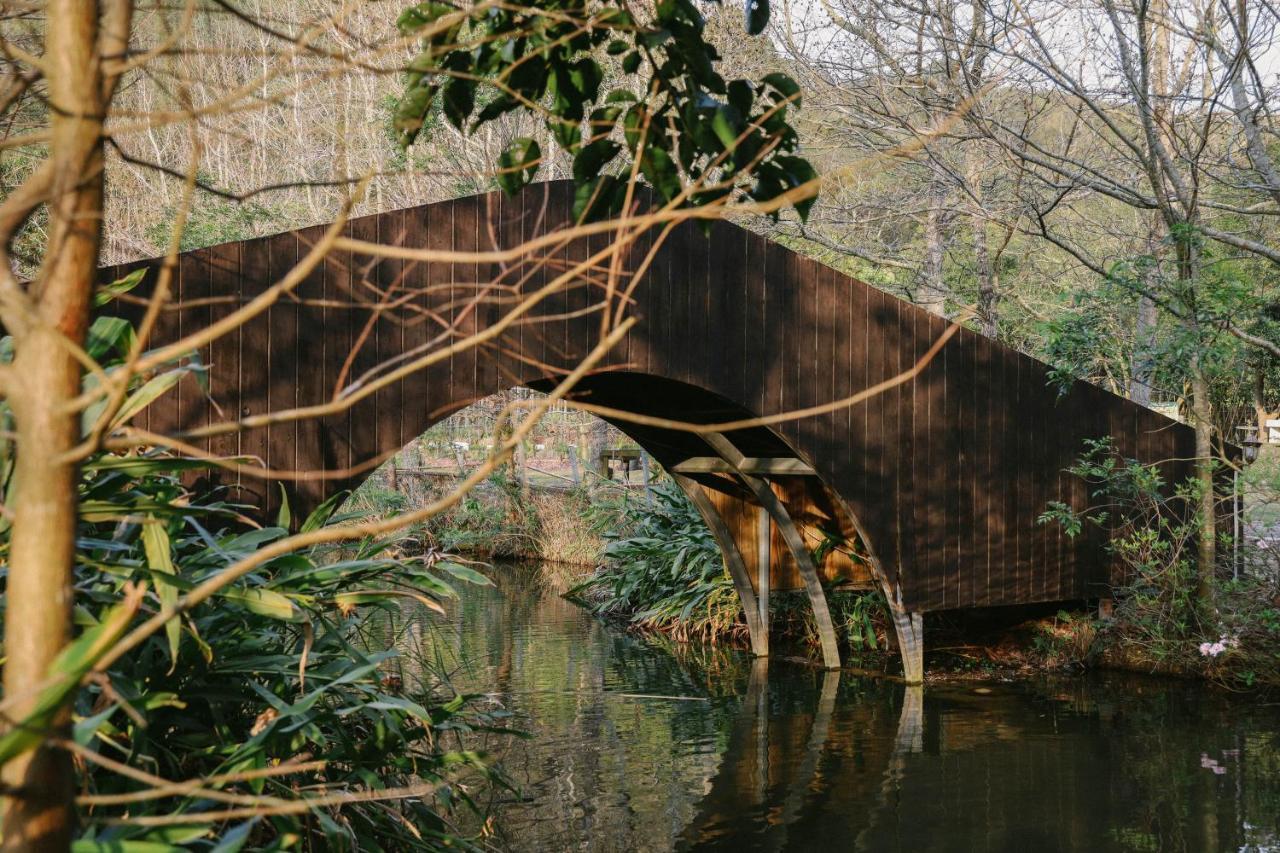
(569, 482), (746, 643)
(0, 299), (505, 849)
(1039, 437), (1204, 647)
(144, 197), (278, 253)
(1040, 438), (1280, 685)
(571, 483), (891, 657)
(1043, 230), (1280, 431)
(59, 462), (505, 849)
(394, 0), (815, 221)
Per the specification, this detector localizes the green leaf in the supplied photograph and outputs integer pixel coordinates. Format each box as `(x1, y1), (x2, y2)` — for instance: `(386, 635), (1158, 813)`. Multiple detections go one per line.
(209, 819), (258, 853)
(744, 0), (770, 34)
(711, 104), (743, 152)
(640, 148), (683, 202)
(572, 139), (621, 183)
(94, 267), (147, 308)
(572, 175), (624, 222)
(276, 484), (292, 530)
(433, 561), (493, 586)
(334, 589), (446, 615)
(441, 76), (475, 130)
(763, 72), (801, 107)
(496, 137), (541, 196)
(109, 367), (184, 428)
(72, 842), (185, 853)
(73, 705), (119, 747)
(217, 586), (303, 622)
(300, 489), (350, 533)
(621, 51), (641, 74)
(142, 520), (181, 669)
(397, 1), (455, 33)
(86, 316), (134, 361)
(394, 83), (437, 146)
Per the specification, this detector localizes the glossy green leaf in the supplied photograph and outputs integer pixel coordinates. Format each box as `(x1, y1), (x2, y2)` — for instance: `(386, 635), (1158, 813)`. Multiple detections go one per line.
(93, 267), (147, 308)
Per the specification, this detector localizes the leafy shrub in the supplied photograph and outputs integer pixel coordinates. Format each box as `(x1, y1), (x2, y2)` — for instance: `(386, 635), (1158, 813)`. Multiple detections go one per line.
(1040, 438), (1280, 686)
(569, 483), (748, 645)
(0, 311), (506, 850)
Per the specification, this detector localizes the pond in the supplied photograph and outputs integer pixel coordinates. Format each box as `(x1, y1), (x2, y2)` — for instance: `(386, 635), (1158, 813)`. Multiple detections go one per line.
(403, 564), (1280, 851)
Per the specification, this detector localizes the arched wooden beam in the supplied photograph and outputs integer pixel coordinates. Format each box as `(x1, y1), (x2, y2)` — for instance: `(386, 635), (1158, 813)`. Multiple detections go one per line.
(704, 433), (842, 670)
(672, 472), (768, 657)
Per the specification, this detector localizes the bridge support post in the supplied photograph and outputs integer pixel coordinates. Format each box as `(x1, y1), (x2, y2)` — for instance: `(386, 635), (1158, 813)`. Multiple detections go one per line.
(744, 476), (841, 669)
(756, 505), (770, 657)
(674, 474), (768, 657)
(890, 607), (924, 685)
(703, 433), (842, 670)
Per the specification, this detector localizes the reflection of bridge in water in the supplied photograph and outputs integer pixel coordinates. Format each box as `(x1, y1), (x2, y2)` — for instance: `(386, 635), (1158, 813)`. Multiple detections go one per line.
(408, 563), (1278, 851)
(676, 665), (1262, 852)
(112, 181), (1217, 679)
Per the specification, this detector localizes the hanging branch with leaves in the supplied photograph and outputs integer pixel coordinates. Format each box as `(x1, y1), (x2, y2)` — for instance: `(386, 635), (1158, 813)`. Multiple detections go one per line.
(394, 0), (816, 221)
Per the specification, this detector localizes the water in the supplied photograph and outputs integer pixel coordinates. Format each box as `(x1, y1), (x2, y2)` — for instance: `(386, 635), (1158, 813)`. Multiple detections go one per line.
(402, 565), (1280, 851)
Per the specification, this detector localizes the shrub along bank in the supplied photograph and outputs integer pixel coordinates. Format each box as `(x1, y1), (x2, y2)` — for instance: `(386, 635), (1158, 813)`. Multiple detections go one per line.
(0, 314), (508, 850)
(570, 447), (1280, 690)
(568, 483), (895, 664)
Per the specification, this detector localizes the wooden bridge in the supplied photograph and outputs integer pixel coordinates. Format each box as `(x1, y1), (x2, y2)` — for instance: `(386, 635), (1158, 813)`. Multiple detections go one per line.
(109, 181), (1203, 682)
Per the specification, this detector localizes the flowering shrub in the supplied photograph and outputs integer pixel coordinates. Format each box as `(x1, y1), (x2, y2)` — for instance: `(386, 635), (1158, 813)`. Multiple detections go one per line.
(1041, 438), (1280, 687)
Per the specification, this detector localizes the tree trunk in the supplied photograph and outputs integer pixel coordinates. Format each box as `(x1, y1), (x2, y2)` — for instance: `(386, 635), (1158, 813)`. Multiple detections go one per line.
(587, 419), (610, 479)
(919, 170), (949, 317)
(1131, 293), (1158, 407)
(967, 150), (997, 336)
(1180, 226), (1215, 611)
(1190, 357), (1217, 611)
(2, 2), (106, 849)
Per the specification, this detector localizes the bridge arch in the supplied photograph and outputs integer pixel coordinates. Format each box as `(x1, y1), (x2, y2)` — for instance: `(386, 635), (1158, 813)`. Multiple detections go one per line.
(110, 180), (1204, 683)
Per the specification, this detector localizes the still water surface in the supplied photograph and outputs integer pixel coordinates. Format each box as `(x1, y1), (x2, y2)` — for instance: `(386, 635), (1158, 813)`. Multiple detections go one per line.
(407, 566), (1280, 851)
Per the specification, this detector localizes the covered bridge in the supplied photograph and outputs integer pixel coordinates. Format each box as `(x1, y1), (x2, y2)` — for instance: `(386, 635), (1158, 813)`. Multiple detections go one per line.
(107, 181), (1207, 682)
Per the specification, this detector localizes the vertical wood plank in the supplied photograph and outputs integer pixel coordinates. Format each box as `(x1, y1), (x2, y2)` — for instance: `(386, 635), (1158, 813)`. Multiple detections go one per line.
(264, 229), (299, 512)
(206, 242), (241, 489)
(293, 225), (327, 510)
(237, 234), (271, 508)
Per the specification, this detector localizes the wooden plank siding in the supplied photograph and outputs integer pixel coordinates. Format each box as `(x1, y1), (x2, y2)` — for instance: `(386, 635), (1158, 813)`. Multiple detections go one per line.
(110, 181), (1213, 615)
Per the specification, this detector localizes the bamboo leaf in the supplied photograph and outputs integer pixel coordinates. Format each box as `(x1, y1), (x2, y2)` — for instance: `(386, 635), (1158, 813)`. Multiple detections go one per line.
(0, 588), (143, 766)
(142, 520), (181, 669)
(433, 561), (492, 586)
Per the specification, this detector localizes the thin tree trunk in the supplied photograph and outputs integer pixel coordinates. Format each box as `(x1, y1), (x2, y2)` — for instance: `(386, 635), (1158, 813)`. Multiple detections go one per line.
(587, 419), (609, 479)
(967, 149), (997, 336)
(919, 170), (949, 317)
(2, 2), (106, 849)
(1131, 292), (1158, 406)
(1181, 233), (1216, 610)
(1190, 357), (1217, 609)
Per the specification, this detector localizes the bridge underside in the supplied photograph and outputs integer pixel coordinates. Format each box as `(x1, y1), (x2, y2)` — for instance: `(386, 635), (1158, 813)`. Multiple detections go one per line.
(106, 180), (1212, 682)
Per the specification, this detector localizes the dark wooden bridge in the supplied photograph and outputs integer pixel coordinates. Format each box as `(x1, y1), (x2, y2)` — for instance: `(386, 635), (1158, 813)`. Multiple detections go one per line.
(110, 180), (1202, 682)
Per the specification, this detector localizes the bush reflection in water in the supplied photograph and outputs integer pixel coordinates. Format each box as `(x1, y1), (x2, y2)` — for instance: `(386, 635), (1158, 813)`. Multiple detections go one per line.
(391, 563), (1280, 852)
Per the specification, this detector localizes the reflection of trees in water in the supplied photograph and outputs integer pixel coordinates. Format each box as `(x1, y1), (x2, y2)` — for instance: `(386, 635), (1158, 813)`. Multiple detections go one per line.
(387, 571), (1280, 852)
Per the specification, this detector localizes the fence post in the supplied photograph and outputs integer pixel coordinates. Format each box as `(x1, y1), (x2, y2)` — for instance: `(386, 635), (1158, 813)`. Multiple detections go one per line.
(641, 452), (653, 506)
